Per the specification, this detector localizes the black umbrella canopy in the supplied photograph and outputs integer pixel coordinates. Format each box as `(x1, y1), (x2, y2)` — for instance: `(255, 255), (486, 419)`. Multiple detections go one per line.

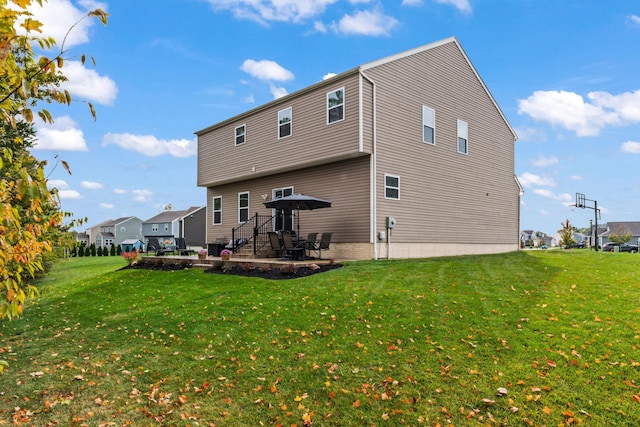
(264, 193), (331, 237)
(263, 193), (331, 210)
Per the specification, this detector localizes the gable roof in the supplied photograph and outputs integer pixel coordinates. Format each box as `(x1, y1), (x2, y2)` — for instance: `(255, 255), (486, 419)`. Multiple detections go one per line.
(196, 36), (515, 140)
(602, 221), (640, 236)
(144, 210), (188, 223)
(101, 217), (137, 227)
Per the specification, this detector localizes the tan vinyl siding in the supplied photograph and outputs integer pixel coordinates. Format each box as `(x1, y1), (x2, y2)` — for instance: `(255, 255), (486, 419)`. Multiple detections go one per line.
(198, 73), (366, 187)
(205, 156), (371, 244)
(367, 41), (518, 245)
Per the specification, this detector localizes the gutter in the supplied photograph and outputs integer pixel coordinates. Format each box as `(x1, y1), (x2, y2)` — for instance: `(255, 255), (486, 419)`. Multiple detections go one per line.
(359, 69), (378, 260)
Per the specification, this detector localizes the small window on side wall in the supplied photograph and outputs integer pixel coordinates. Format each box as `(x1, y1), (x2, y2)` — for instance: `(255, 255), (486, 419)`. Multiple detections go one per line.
(384, 174), (400, 200)
(213, 196), (222, 225)
(327, 88), (344, 124)
(422, 106), (435, 144)
(238, 192), (249, 223)
(235, 124), (246, 146)
(457, 119), (468, 154)
(278, 107), (292, 138)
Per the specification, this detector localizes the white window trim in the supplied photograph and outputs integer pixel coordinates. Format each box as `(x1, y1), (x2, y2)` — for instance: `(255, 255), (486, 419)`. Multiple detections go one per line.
(422, 106), (435, 145)
(384, 174), (400, 200)
(213, 195), (222, 225)
(457, 119), (468, 155)
(278, 107), (292, 139)
(327, 87), (345, 124)
(238, 191), (250, 223)
(235, 124), (246, 146)
(152, 224), (158, 232)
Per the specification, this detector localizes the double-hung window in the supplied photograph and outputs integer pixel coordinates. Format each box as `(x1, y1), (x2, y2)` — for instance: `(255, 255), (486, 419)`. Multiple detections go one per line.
(327, 88), (344, 124)
(457, 119), (468, 154)
(278, 107), (292, 138)
(213, 196), (222, 225)
(152, 224), (158, 232)
(422, 106), (435, 144)
(384, 174), (400, 200)
(238, 192), (249, 223)
(235, 124), (246, 146)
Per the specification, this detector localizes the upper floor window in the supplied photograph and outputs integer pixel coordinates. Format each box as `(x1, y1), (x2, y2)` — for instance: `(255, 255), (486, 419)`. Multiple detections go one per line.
(278, 107), (292, 138)
(152, 224), (158, 232)
(235, 124), (246, 146)
(327, 88), (344, 124)
(457, 119), (468, 154)
(213, 196), (222, 225)
(239, 192), (249, 223)
(164, 223), (169, 232)
(422, 106), (435, 144)
(384, 174), (400, 200)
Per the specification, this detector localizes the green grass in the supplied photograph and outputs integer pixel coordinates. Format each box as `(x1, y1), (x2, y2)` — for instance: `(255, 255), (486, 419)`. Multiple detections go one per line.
(1, 251), (638, 426)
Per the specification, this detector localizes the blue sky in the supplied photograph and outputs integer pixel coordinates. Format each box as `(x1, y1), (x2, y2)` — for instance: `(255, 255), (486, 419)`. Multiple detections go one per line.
(27, 0), (640, 236)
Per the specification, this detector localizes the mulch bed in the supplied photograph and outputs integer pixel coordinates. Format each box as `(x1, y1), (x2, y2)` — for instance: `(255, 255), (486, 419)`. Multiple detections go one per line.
(124, 259), (342, 280)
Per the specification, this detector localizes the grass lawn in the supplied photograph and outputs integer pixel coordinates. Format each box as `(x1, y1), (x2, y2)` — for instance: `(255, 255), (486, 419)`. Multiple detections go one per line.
(0, 251), (638, 426)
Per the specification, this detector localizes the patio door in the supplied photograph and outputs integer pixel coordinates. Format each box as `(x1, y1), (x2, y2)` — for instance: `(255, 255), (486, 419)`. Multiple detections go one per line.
(272, 186), (294, 232)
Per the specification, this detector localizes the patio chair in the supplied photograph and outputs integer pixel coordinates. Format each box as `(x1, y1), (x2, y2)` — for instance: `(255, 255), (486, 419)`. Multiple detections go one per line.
(281, 231), (305, 260)
(268, 232), (285, 258)
(147, 237), (162, 254)
(317, 232), (333, 259)
(303, 232), (318, 258)
(175, 237), (194, 256)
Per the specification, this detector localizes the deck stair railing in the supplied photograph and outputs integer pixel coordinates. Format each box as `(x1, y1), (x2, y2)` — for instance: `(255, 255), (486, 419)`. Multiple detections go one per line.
(230, 213), (276, 256)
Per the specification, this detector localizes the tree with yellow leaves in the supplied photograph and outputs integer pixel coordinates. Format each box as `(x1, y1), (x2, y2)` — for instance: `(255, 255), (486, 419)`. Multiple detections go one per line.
(0, 0), (108, 321)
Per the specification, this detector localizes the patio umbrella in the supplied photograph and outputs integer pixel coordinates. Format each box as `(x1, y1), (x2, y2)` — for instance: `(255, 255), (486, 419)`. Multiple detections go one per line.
(263, 193), (331, 236)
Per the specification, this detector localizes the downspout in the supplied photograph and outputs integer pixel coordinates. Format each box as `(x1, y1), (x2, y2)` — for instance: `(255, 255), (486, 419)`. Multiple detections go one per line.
(359, 69), (378, 259)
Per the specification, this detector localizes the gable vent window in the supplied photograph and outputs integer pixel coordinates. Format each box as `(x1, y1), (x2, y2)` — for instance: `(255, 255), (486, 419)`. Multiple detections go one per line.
(235, 124), (246, 146)
(327, 88), (344, 124)
(384, 174), (400, 200)
(457, 119), (468, 154)
(422, 106), (435, 144)
(278, 107), (292, 138)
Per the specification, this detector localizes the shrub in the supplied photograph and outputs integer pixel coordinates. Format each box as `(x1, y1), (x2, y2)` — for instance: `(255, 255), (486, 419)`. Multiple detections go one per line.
(97, 246), (103, 256)
(121, 250), (138, 265)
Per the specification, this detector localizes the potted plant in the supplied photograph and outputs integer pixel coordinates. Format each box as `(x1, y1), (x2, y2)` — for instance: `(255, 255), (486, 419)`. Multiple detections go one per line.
(220, 249), (231, 261)
(198, 249), (207, 260)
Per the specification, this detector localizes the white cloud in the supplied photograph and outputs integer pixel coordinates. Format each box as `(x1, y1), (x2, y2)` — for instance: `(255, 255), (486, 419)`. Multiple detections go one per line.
(60, 61), (118, 106)
(47, 179), (69, 190)
(518, 172), (556, 188)
(206, 0), (338, 24)
(532, 155), (558, 167)
(434, 0), (472, 14)
(518, 89), (640, 137)
(241, 59), (294, 82)
(114, 188), (127, 195)
(532, 189), (572, 203)
(243, 94), (255, 103)
(34, 116), (88, 151)
(514, 127), (546, 142)
(620, 141), (640, 153)
(27, 0), (107, 48)
(99, 203), (114, 209)
(58, 189), (81, 199)
(81, 180), (103, 189)
(132, 189), (153, 203)
(571, 175), (583, 180)
(313, 21), (327, 32)
(402, 0), (423, 5)
(322, 72), (337, 80)
(332, 10), (398, 36)
(269, 84), (288, 99)
(630, 14), (640, 25)
(102, 133), (197, 158)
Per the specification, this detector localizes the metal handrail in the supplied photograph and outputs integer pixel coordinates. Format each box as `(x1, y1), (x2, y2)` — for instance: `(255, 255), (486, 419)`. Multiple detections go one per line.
(230, 213), (275, 255)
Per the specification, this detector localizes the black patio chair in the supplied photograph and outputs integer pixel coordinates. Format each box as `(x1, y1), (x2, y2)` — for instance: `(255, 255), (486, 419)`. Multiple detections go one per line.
(175, 237), (194, 256)
(281, 231), (305, 260)
(303, 232), (318, 258)
(317, 232), (333, 259)
(147, 237), (162, 254)
(268, 232), (285, 258)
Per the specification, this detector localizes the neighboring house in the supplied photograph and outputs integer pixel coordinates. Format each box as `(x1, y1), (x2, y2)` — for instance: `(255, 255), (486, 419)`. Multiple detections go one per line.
(75, 232), (90, 247)
(179, 206), (207, 247)
(95, 217), (143, 249)
(599, 222), (640, 247)
(196, 37), (521, 260)
(520, 230), (555, 248)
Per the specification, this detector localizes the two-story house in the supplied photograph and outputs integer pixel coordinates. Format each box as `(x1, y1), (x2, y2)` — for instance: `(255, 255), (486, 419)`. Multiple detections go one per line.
(142, 206), (206, 249)
(95, 217), (143, 249)
(196, 37), (521, 260)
